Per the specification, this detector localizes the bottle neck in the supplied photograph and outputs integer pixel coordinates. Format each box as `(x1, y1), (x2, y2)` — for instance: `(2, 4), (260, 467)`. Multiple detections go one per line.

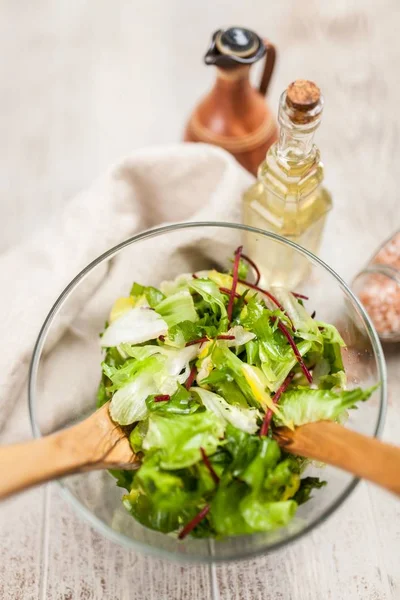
(216, 65), (250, 79)
(277, 126), (317, 162)
(275, 90), (322, 164)
(211, 66), (255, 112)
(215, 66), (251, 93)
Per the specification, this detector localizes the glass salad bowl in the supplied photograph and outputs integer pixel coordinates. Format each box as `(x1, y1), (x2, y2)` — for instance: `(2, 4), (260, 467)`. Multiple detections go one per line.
(28, 222), (386, 563)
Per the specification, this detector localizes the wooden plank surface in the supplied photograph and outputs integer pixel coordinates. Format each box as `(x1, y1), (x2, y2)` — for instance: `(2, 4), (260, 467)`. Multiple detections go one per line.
(1, 1), (400, 598)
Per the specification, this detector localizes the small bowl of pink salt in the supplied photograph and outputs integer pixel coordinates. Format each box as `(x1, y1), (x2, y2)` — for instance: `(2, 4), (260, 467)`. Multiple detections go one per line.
(353, 230), (400, 342)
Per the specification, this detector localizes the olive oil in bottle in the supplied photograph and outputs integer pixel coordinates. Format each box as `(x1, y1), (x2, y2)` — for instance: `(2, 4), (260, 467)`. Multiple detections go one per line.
(242, 79), (332, 287)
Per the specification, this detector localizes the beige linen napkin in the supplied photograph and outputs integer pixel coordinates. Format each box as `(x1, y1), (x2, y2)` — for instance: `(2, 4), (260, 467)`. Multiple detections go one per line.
(0, 143), (253, 436)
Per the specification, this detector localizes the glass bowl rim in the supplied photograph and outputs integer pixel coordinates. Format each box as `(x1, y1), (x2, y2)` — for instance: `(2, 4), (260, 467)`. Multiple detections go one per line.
(28, 221), (387, 564)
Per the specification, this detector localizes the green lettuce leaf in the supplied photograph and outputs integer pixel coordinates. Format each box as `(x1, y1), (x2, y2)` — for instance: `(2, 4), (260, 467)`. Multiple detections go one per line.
(201, 371), (249, 409)
(239, 295), (265, 328)
(260, 338), (312, 393)
(102, 354), (157, 390)
(293, 477), (327, 505)
(123, 488), (181, 533)
(118, 344), (198, 388)
(189, 279), (228, 322)
(100, 306), (168, 347)
(159, 273), (199, 296)
(240, 497), (297, 531)
(131, 455), (199, 511)
(263, 457), (301, 500)
(155, 289), (198, 328)
(108, 344), (200, 424)
(109, 469), (135, 490)
(224, 424), (261, 477)
(142, 411), (225, 469)
(109, 370), (159, 424)
(317, 322), (346, 372)
(318, 370), (347, 390)
(166, 320), (200, 347)
(210, 345), (259, 408)
(129, 420), (148, 452)
(273, 386), (377, 427)
(210, 431), (298, 534)
(96, 379), (110, 408)
(146, 384), (201, 415)
(103, 345), (126, 369)
(192, 387), (261, 434)
(245, 339), (259, 366)
(248, 311), (312, 392)
(123, 456), (206, 533)
(117, 345), (161, 362)
(130, 282), (165, 307)
(240, 437), (281, 492)
(272, 288), (322, 344)
(210, 479), (254, 536)
(252, 312), (290, 361)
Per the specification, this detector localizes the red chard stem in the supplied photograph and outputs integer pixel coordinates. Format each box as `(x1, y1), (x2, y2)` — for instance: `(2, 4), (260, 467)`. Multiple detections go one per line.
(185, 364), (197, 389)
(240, 253), (261, 285)
(200, 447), (220, 484)
(277, 321), (312, 383)
(154, 395), (170, 403)
(227, 246), (243, 323)
(259, 373), (294, 437)
(178, 505), (211, 540)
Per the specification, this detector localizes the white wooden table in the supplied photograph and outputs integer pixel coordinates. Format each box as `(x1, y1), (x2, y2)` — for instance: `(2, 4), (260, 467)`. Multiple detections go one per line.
(1, 1), (399, 598)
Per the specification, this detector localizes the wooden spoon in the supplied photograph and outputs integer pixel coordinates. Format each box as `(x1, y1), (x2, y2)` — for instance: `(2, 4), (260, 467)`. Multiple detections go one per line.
(0, 402), (399, 500)
(273, 421), (400, 497)
(0, 402), (140, 500)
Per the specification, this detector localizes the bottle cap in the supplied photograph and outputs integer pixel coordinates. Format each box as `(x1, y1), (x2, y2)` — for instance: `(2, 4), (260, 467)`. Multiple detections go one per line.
(286, 80), (321, 111)
(204, 27), (266, 67)
(215, 28), (260, 58)
(284, 80), (323, 124)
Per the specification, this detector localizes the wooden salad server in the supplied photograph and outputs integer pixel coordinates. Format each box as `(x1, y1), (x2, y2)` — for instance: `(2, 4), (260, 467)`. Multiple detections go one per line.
(0, 402), (140, 500)
(273, 421), (400, 497)
(0, 402), (399, 500)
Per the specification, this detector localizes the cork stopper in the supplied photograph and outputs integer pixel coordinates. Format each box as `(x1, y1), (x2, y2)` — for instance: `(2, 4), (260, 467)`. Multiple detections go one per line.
(287, 80), (320, 109)
(285, 80), (322, 124)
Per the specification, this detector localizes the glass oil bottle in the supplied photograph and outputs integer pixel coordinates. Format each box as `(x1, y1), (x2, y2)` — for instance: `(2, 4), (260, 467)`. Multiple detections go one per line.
(242, 79), (332, 288)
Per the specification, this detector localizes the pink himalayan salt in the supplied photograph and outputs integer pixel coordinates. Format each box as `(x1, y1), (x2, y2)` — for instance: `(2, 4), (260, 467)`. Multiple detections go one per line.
(373, 232), (400, 269)
(359, 233), (400, 337)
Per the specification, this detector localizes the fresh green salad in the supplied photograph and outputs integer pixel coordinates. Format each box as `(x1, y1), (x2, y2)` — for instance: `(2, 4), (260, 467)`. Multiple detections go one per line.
(97, 247), (375, 539)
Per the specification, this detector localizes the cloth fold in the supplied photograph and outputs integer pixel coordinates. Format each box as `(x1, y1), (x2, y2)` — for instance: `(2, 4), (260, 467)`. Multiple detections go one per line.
(0, 144), (253, 433)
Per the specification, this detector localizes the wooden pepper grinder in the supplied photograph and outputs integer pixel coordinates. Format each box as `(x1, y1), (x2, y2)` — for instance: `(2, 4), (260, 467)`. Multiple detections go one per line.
(184, 27), (278, 176)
